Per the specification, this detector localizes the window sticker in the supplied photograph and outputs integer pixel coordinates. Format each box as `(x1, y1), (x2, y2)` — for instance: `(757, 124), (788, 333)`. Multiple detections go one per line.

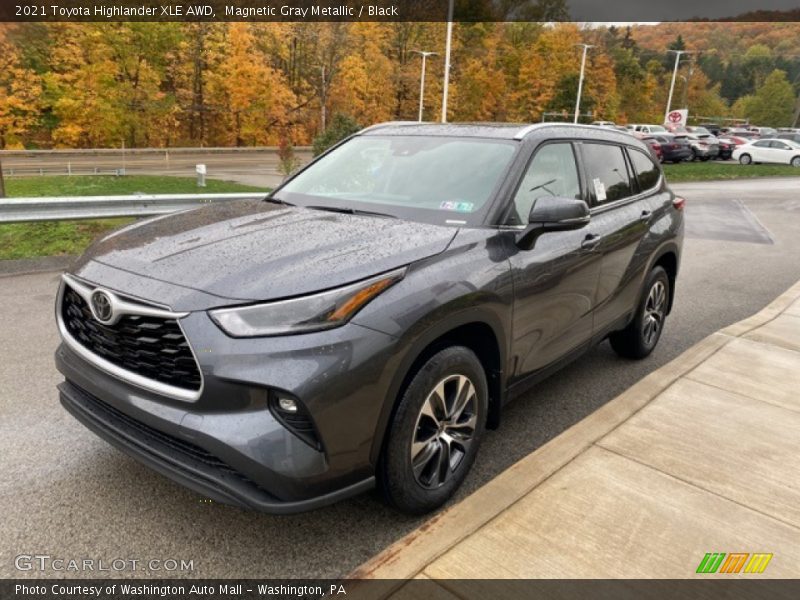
(440, 201), (475, 213)
(592, 178), (607, 202)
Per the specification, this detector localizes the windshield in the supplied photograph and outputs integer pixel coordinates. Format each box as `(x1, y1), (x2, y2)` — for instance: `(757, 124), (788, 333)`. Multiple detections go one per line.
(649, 126), (667, 133)
(275, 135), (517, 226)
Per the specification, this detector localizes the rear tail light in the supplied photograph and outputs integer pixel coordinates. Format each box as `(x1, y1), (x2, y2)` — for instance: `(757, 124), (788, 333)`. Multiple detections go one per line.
(673, 197), (686, 211)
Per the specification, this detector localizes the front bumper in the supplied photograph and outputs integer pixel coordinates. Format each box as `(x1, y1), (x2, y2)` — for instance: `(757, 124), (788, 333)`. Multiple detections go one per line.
(55, 305), (401, 513)
(58, 380), (373, 513)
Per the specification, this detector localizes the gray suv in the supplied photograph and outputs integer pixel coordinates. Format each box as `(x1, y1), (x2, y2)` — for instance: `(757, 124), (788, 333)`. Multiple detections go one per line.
(55, 122), (684, 514)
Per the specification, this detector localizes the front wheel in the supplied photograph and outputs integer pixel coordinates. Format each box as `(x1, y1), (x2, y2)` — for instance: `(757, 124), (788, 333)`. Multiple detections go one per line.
(791, 156), (800, 168)
(739, 154), (752, 165)
(378, 346), (487, 514)
(610, 266), (670, 360)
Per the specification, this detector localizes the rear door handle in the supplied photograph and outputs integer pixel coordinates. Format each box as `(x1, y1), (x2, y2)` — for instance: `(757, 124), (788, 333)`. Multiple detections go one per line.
(581, 233), (601, 250)
(639, 210), (653, 222)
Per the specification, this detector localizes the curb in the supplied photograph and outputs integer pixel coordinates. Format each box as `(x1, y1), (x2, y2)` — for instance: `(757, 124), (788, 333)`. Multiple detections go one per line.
(349, 278), (800, 584)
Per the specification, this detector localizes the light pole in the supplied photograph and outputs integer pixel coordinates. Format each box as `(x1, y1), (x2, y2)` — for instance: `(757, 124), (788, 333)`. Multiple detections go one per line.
(440, 0), (454, 123)
(574, 44), (594, 124)
(413, 50), (437, 122)
(665, 50), (692, 123)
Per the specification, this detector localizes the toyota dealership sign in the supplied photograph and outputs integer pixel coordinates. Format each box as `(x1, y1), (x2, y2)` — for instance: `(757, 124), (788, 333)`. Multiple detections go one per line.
(666, 109), (688, 127)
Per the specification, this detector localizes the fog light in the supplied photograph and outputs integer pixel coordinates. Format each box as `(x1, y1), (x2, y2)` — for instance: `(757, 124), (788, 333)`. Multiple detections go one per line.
(278, 397), (298, 413)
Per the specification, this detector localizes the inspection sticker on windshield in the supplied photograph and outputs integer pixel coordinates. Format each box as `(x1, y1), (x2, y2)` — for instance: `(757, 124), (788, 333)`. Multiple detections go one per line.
(592, 178), (607, 202)
(440, 201), (475, 213)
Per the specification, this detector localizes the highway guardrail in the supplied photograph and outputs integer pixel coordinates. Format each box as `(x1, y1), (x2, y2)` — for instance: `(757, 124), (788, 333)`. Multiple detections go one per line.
(0, 193), (266, 223)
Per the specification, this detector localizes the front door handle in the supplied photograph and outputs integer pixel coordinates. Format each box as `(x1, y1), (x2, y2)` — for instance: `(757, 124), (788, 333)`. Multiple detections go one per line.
(581, 233), (601, 250)
(639, 210), (653, 222)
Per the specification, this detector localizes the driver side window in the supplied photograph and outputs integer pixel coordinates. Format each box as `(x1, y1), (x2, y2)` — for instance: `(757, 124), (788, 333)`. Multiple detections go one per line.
(510, 143), (582, 225)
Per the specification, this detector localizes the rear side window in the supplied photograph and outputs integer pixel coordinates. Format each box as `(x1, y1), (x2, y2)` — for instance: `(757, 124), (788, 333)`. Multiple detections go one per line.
(628, 149), (660, 191)
(581, 143), (634, 205)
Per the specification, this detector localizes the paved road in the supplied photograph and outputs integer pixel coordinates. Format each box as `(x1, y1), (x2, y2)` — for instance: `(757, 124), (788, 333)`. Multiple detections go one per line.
(1, 179), (799, 579)
(1, 148), (312, 190)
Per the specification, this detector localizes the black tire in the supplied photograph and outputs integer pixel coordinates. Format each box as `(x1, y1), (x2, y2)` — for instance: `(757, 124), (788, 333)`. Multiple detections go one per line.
(739, 154), (752, 165)
(791, 156), (800, 168)
(609, 267), (670, 360)
(378, 346), (488, 515)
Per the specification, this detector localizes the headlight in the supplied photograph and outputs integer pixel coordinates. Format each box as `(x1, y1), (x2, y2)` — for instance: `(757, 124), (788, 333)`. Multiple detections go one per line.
(209, 268), (406, 337)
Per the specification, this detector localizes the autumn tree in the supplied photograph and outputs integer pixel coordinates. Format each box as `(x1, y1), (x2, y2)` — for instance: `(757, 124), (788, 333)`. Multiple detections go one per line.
(450, 24), (507, 121)
(170, 23), (227, 145)
(512, 24), (582, 121)
(207, 23), (295, 146)
(329, 23), (394, 125)
(0, 32), (42, 149)
(684, 69), (729, 120)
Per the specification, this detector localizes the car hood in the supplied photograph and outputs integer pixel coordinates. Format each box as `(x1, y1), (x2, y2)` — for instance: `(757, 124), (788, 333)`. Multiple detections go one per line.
(73, 199), (457, 307)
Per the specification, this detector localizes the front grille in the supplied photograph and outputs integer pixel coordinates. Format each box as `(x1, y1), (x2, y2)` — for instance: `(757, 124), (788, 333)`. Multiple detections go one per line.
(61, 285), (201, 392)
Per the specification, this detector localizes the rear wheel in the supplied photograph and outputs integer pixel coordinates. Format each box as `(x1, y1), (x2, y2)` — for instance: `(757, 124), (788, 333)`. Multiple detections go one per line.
(610, 267), (670, 360)
(739, 154), (752, 165)
(378, 346), (488, 514)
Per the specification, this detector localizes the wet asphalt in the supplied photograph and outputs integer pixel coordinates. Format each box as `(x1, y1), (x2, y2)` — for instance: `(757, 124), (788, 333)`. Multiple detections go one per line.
(1, 178), (799, 579)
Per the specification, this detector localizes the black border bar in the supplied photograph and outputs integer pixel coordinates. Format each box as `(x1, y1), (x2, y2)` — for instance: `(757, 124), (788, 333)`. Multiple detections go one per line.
(1, 1), (800, 22)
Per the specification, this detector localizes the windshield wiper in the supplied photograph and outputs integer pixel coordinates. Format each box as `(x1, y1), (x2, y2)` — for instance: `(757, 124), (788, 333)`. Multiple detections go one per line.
(530, 178), (557, 195)
(305, 205), (397, 219)
(264, 196), (295, 207)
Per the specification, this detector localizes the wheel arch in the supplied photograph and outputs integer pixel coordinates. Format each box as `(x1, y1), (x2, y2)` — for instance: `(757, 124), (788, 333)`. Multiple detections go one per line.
(649, 244), (680, 314)
(369, 311), (507, 466)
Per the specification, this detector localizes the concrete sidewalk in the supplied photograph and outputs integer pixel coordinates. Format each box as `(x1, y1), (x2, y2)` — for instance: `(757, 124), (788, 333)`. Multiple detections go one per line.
(351, 279), (800, 589)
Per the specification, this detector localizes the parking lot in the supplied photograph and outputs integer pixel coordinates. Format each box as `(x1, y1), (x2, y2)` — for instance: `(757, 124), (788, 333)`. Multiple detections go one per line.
(1, 178), (799, 579)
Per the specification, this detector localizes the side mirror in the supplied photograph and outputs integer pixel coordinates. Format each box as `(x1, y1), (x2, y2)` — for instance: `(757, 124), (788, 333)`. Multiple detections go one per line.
(517, 197), (590, 250)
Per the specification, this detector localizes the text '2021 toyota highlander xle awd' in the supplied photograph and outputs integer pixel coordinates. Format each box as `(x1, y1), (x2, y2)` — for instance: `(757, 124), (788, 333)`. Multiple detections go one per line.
(55, 122), (684, 514)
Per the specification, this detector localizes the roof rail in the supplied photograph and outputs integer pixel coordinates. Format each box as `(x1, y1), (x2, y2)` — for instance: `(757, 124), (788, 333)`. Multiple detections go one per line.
(513, 124), (543, 140)
(358, 121), (421, 134)
(514, 122), (632, 140)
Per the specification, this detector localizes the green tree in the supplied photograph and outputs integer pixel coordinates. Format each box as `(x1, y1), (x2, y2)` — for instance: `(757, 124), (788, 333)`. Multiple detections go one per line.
(312, 113), (361, 156)
(742, 44), (775, 89)
(742, 69), (794, 126)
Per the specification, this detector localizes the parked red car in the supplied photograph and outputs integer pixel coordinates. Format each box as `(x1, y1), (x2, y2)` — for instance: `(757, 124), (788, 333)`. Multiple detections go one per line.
(635, 133), (663, 162)
(644, 138), (663, 162)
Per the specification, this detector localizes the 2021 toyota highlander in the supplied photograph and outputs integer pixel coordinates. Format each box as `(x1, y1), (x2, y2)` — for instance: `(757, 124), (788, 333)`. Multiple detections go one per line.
(55, 122), (683, 514)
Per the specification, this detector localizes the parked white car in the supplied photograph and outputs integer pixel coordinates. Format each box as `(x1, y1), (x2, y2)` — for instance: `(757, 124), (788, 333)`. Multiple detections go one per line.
(732, 139), (800, 167)
(626, 124), (668, 134)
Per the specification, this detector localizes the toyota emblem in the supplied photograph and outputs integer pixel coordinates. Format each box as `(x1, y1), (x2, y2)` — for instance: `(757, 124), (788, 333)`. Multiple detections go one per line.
(91, 290), (114, 323)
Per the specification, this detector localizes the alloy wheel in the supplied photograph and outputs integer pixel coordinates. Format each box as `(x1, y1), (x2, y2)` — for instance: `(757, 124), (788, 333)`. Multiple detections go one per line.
(410, 374), (478, 490)
(642, 280), (667, 347)
(791, 157), (800, 168)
